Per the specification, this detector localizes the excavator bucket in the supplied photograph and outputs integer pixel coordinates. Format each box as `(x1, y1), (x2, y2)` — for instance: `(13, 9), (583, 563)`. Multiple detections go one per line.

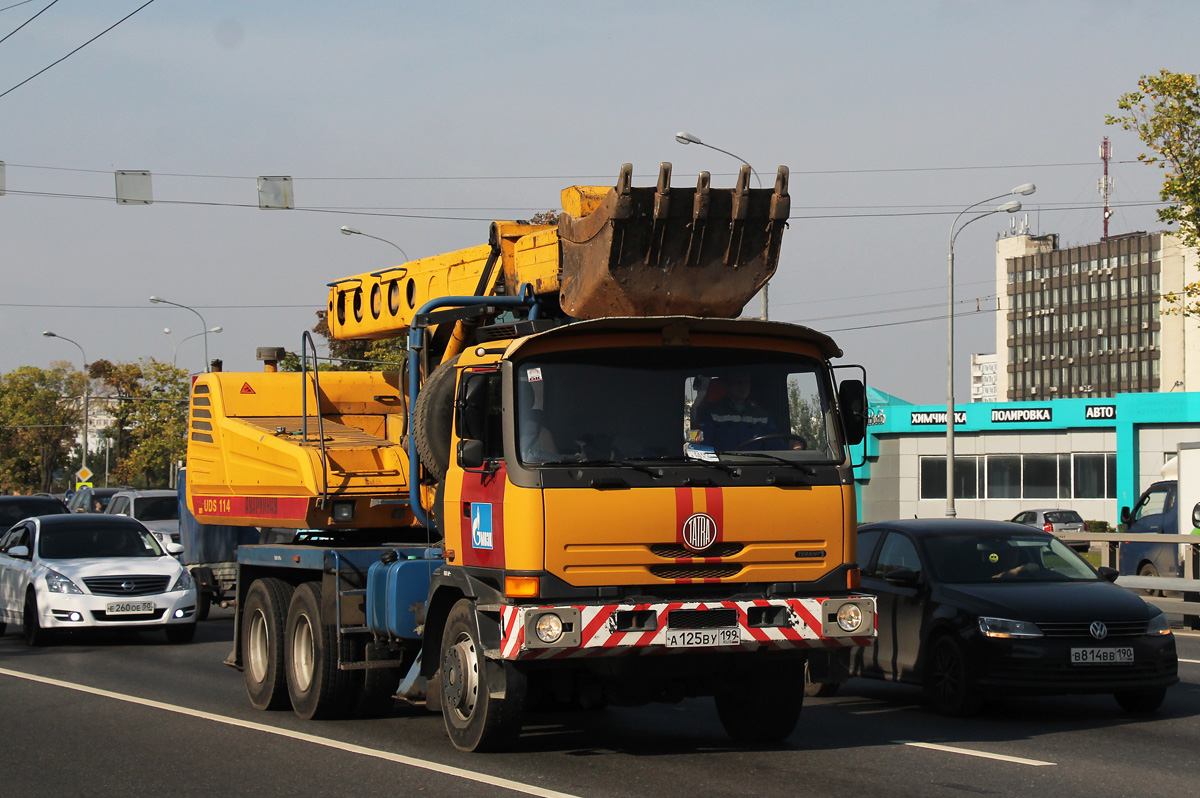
(556, 162), (790, 319)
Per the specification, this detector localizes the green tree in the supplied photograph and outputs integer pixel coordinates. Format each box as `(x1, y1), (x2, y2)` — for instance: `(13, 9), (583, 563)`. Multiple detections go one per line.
(1107, 70), (1200, 313)
(89, 358), (189, 488)
(279, 310), (406, 372)
(0, 364), (82, 493)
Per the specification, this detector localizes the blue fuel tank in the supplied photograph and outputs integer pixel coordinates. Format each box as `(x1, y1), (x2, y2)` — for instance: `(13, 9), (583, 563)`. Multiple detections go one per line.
(365, 552), (438, 639)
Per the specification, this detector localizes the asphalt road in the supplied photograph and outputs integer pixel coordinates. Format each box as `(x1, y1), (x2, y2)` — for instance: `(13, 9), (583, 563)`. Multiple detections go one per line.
(2, 609), (1198, 798)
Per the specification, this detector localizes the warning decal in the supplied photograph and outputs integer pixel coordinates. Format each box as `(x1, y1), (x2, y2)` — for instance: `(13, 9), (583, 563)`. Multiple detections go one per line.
(240, 383), (255, 394)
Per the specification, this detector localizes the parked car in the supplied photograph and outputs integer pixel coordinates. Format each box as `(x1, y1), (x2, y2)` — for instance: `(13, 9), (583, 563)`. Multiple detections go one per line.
(65, 487), (125, 514)
(1010, 508), (1089, 553)
(0, 495), (68, 528)
(0, 514), (197, 645)
(817, 518), (1177, 716)
(104, 489), (181, 548)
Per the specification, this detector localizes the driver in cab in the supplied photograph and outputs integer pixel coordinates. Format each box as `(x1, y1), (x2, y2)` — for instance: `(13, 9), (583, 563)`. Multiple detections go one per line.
(698, 371), (781, 451)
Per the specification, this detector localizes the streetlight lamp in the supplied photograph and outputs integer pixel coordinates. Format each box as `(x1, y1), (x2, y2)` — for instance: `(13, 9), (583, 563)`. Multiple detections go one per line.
(150, 296), (211, 370)
(946, 183), (1036, 517)
(340, 225), (410, 261)
(166, 326), (223, 367)
(43, 331), (89, 475)
(674, 131), (768, 320)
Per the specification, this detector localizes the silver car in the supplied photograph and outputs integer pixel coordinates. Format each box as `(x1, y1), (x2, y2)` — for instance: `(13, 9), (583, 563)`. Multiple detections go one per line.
(1010, 508), (1088, 552)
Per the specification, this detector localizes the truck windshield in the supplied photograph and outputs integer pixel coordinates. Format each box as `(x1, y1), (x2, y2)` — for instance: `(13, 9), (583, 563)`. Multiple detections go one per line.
(515, 347), (840, 466)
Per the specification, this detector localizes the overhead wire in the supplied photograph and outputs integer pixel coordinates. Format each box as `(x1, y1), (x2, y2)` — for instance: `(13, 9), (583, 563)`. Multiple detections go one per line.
(0, 0), (57, 47)
(0, 0), (158, 101)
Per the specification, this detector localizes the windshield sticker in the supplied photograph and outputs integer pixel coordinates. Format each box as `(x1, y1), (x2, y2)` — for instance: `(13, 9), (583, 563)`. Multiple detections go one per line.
(684, 443), (719, 462)
(526, 368), (543, 383)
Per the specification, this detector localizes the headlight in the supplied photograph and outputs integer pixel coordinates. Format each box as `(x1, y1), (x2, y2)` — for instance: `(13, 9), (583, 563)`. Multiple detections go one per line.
(836, 603), (863, 633)
(170, 569), (194, 592)
(45, 568), (83, 594)
(534, 613), (564, 643)
(978, 616), (1043, 638)
(1147, 611), (1173, 636)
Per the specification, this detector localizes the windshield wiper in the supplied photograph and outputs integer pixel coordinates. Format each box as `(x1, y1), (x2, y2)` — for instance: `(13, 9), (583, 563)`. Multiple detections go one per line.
(714, 450), (817, 476)
(569, 458), (663, 476)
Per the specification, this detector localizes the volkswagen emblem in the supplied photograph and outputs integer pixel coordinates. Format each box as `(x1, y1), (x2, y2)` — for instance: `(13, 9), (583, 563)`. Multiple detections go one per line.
(1089, 621), (1108, 640)
(682, 512), (718, 553)
(121, 580), (137, 592)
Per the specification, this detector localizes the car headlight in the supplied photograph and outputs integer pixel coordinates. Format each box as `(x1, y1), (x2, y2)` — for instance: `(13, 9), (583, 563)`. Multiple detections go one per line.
(836, 603), (863, 633)
(45, 568), (84, 594)
(534, 613), (564, 644)
(170, 569), (194, 592)
(978, 616), (1043, 638)
(1147, 611), (1173, 636)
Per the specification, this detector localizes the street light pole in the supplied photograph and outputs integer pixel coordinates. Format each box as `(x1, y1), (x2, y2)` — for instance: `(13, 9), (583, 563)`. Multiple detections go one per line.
(674, 131), (768, 320)
(42, 331), (89, 476)
(946, 183), (1036, 517)
(150, 296), (211, 370)
(172, 327), (223, 367)
(340, 226), (410, 261)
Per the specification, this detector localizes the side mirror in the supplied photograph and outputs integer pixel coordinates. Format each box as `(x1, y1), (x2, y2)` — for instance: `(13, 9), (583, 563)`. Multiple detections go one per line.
(457, 374), (490, 441)
(883, 567), (921, 587)
(1096, 566), (1120, 583)
(165, 542), (184, 555)
(458, 438), (484, 469)
(1120, 506), (1131, 525)
(1192, 502), (1200, 530)
(838, 379), (867, 446)
(8, 545), (30, 559)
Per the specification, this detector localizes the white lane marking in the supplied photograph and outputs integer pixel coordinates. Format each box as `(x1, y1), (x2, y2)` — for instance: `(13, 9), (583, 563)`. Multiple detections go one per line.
(896, 740), (1056, 767)
(1179, 658), (1200, 664)
(0, 667), (580, 798)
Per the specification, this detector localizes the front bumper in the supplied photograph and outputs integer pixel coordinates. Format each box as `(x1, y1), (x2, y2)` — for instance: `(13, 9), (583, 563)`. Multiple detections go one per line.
(36, 588), (197, 629)
(497, 595), (876, 660)
(970, 633), (1178, 695)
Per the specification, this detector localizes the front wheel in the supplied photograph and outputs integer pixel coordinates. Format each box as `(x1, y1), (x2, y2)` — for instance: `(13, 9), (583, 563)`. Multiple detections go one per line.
(1137, 563), (1162, 597)
(715, 659), (805, 743)
(439, 599), (526, 752)
(166, 622), (197, 643)
(23, 591), (52, 647)
(1115, 687), (1167, 714)
(924, 635), (982, 717)
(803, 659), (841, 698)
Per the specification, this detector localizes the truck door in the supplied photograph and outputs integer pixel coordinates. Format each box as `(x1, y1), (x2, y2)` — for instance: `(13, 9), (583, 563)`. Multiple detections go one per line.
(1121, 483), (1178, 578)
(455, 369), (507, 569)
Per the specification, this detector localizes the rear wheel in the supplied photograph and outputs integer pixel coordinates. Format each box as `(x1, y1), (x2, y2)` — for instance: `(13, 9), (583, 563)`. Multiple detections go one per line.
(715, 659), (805, 743)
(439, 598), (526, 751)
(924, 635), (982, 717)
(242, 578), (294, 710)
(285, 581), (356, 720)
(1115, 687), (1167, 714)
(23, 591), (52, 647)
(194, 579), (212, 622)
(1137, 563), (1162, 597)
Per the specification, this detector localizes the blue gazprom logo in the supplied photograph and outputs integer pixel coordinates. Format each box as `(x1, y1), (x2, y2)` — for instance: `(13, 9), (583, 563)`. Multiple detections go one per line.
(471, 503), (494, 550)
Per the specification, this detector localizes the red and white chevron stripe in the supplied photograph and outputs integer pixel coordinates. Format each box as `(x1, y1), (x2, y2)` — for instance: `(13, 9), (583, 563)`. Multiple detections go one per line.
(498, 596), (875, 660)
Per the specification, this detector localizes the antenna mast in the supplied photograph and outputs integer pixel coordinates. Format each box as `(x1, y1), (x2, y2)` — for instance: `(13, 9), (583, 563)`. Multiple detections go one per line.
(1099, 137), (1113, 240)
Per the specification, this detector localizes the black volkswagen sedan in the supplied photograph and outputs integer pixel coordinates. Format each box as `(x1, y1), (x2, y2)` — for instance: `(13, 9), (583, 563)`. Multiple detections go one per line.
(832, 518), (1177, 716)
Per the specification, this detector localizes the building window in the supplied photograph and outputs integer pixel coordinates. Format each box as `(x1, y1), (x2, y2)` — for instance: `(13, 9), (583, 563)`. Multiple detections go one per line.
(920, 456), (980, 500)
(986, 455), (1022, 498)
(1073, 453), (1114, 499)
(1022, 455), (1058, 499)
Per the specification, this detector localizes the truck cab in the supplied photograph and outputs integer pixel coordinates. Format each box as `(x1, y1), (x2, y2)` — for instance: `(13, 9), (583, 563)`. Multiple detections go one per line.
(1119, 480), (1180, 580)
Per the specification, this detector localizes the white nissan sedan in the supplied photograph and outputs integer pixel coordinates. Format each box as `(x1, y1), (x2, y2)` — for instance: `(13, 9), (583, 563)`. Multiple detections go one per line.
(0, 514), (197, 645)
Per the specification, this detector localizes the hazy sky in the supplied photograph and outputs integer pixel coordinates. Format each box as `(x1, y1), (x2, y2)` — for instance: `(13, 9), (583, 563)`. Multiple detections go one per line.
(2, 1), (1196, 404)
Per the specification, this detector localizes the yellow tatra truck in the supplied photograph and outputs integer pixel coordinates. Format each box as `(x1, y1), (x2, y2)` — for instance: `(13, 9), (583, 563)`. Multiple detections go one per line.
(186, 163), (876, 751)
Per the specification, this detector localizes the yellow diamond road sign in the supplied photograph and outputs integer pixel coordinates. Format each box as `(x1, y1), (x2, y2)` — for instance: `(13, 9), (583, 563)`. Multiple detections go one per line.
(75, 466), (93, 483)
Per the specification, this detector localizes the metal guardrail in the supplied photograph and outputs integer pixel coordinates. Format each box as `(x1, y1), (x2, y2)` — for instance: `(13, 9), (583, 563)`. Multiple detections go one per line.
(1054, 532), (1200, 624)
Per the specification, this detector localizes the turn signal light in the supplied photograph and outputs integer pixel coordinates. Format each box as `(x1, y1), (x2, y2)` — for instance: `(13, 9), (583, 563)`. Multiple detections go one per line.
(846, 568), (860, 590)
(504, 576), (540, 598)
